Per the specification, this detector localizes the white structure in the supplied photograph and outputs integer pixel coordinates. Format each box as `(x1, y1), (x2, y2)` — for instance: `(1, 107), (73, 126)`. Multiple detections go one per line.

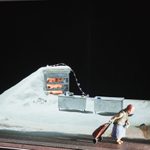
(58, 95), (86, 111)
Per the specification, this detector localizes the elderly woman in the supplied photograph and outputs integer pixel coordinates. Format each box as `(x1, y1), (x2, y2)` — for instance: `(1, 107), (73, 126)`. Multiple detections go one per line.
(110, 104), (135, 144)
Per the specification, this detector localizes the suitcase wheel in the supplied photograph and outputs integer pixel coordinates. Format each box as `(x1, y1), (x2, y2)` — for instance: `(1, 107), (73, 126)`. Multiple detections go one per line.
(93, 137), (103, 144)
(98, 136), (103, 142)
(93, 138), (98, 144)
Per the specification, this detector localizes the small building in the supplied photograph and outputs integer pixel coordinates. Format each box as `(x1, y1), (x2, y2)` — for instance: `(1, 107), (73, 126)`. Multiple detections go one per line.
(43, 65), (71, 95)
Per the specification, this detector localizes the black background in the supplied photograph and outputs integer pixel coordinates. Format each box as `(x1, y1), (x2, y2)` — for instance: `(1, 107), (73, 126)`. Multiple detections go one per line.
(0, 1), (149, 100)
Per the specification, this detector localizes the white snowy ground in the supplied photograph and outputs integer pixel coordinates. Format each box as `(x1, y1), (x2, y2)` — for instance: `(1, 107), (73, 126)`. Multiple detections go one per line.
(0, 65), (150, 140)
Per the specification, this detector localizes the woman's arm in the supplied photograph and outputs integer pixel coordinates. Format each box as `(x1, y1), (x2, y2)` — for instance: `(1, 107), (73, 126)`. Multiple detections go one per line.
(110, 112), (124, 122)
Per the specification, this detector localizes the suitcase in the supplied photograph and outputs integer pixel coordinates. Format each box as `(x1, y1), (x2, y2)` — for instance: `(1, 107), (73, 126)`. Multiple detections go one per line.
(92, 122), (111, 144)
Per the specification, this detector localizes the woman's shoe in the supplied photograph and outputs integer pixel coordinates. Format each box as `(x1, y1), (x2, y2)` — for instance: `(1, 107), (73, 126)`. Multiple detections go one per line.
(120, 140), (123, 143)
(116, 139), (122, 144)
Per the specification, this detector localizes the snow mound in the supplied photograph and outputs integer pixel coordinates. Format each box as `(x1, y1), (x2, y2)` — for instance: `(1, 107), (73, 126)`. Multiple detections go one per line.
(0, 65), (71, 107)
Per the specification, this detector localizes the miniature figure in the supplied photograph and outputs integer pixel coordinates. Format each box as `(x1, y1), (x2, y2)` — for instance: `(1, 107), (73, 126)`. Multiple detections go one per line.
(110, 104), (135, 144)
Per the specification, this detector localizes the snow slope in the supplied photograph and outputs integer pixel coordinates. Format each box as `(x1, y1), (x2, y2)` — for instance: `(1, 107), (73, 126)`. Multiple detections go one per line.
(0, 65), (150, 140)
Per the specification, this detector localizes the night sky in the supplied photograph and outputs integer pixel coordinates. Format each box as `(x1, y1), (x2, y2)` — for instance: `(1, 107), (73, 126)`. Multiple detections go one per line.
(0, 1), (149, 100)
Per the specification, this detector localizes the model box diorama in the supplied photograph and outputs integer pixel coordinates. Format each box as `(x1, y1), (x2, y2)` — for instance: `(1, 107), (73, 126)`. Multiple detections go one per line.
(43, 64), (71, 95)
(0, 63), (150, 145)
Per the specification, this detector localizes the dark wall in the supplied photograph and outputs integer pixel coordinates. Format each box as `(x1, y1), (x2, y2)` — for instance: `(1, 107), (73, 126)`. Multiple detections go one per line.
(0, 1), (149, 100)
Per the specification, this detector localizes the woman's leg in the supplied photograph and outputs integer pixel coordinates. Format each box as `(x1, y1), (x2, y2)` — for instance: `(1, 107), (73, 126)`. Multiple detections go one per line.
(112, 124), (125, 144)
